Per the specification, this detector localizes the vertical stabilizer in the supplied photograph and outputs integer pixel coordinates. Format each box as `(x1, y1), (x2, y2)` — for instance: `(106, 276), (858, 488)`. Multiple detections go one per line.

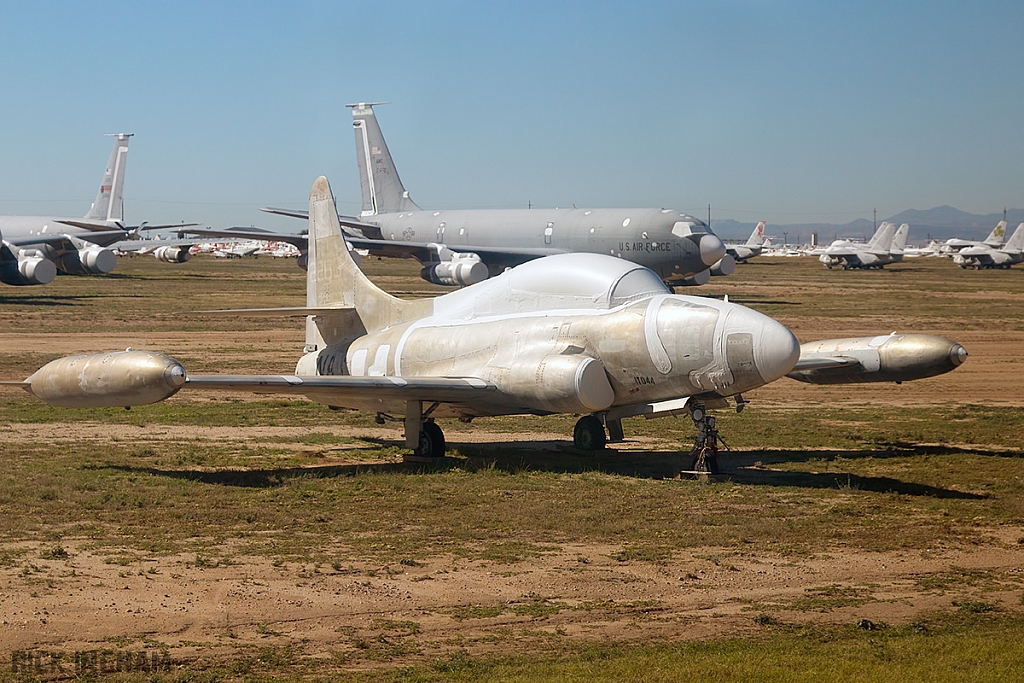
(867, 222), (897, 251)
(348, 103), (420, 216)
(1004, 223), (1024, 252)
(983, 220), (1007, 246)
(305, 176), (431, 349)
(746, 221), (766, 247)
(84, 133), (132, 222)
(892, 223), (910, 251)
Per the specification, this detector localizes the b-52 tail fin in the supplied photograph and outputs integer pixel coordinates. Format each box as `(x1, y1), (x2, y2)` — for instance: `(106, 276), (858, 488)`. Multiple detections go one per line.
(84, 133), (132, 223)
(347, 103), (420, 217)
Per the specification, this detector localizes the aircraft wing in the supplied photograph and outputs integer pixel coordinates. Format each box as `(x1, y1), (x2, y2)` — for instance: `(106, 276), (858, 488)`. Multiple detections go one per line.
(345, 237), (567, 265)
(184, 374), (497, 404)
(261, 207), (309, 220)
(4, 230), (130, 249)
(168, 228), (566, 266)
(260, 208), (383, 238)
(109, 237), (208, 253)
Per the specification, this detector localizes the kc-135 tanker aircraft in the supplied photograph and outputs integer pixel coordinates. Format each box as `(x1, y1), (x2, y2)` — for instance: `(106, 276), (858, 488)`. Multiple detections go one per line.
(0, 134), (200, 286)
(2, 177), (968, 470)
(183, 103), (732, 286)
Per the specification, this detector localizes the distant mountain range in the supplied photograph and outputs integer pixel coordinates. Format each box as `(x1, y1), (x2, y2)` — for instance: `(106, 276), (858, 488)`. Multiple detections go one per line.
(712, 206), (1024, 245)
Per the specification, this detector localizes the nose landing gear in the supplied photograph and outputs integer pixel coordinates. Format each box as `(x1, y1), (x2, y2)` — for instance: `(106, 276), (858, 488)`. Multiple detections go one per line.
(687, 402), (720, 474)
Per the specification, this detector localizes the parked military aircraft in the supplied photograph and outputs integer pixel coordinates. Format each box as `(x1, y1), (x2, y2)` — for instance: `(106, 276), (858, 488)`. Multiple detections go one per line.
(0, 134), (199, 285)
(938, 220), (1007, 255)
(818, 221), (905, 269)
(726, 221), (768, 262)
(3, 177), (968, 472)
(183, 103), (731, 286)
(953, 222), (1024, 269)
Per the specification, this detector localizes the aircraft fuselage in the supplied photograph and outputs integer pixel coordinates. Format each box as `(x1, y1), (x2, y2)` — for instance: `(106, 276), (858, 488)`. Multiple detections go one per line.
(368, 207), (722, 281)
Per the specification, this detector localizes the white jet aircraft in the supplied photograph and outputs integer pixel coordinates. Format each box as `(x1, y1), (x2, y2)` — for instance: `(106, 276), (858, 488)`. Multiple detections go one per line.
(2, 177), (968, 473)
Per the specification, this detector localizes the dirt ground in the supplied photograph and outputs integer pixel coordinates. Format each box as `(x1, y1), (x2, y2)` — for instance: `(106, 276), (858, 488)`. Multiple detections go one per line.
(2, 257), (1023, 673)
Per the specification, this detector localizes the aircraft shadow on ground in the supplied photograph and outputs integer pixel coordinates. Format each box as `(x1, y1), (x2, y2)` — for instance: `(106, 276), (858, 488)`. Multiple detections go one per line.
(96, 439), (991, 500)
(0, 295), (102, 307)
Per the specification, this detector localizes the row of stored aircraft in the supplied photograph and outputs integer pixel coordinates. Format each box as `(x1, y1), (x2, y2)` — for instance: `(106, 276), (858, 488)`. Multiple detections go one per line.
(2, 174), (969, 471)
(0, 134), (199, 286)
(2, 105), (735, 289)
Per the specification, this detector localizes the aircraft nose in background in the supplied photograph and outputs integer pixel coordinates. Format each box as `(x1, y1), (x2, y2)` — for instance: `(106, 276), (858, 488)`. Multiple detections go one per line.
(700, 234), (727, 266)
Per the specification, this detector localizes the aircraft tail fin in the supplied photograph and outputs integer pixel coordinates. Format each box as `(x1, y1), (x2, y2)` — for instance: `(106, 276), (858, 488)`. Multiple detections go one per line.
(305, 176), (431, 350)
(867, 222), (896, 251)
(983, 220), (1007, 246)
(746, 221), (766, 247)
(347, 103), (420, 216)
(892, 223), (910, 251)
(84, 134), (132, 223)
(1004, 223), (1024, 252)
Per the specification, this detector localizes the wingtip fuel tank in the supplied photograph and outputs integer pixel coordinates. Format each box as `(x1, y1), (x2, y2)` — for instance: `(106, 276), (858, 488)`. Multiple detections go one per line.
(20, 350), (186, 408)
(786, 333), (967, 384)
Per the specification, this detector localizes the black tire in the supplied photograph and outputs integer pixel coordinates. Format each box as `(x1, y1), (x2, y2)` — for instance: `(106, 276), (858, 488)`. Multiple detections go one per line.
(573, 415), (606, 451)
(690, 451), (720, 475)
(416, 421), (446, 459)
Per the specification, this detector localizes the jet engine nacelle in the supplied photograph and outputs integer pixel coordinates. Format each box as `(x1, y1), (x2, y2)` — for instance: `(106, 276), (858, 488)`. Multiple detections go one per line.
(420, 248), (489, 286)
(153, 246), (193, 263)
(56, 247), (117, 275)
(296, 252), (309, 270)
(677, 269), (711, 286)
(0, 251), (58, 286)
(709, 254), (736, 277)
(502, 353), (614, 414)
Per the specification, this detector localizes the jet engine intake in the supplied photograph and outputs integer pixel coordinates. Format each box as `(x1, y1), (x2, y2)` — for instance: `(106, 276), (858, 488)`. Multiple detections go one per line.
(153, 245), (193, 263)
(420, 246), (488, 286)
(0, 250), (57, 286)
(710, 254), (736, 277)
(56, 247), (117, 275)
(503, 353), (614, 414)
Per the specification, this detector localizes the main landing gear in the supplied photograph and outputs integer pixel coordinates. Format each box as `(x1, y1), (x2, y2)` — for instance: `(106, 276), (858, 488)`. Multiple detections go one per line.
(397, 400), (447, 462)
(573, 415), (607, 451)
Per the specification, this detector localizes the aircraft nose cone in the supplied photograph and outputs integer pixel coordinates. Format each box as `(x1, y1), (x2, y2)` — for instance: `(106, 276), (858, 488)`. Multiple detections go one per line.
(949, 343), (968, 367)
(754, 316), (801, 383)
(700, 234), (727, 266)
(722, 305), (800, 389)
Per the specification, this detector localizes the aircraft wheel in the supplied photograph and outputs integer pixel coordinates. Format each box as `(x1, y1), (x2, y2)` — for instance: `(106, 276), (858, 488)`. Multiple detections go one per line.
(690, 450), (720, 474)
(573, 415), (606, 451)
(415, 421), (446, 459)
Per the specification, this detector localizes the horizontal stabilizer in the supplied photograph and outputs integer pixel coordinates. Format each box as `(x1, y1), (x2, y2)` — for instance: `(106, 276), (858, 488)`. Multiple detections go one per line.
(55, 219), (123, 232)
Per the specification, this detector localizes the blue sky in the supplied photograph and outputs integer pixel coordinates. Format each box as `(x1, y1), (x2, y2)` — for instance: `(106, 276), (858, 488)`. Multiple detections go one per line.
(0, 1), (1021, 230)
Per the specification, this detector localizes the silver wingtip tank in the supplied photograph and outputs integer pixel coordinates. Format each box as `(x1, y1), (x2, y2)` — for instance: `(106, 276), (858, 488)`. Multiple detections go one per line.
(786, 333), (967, 384)
(20, 350), (186, 408)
